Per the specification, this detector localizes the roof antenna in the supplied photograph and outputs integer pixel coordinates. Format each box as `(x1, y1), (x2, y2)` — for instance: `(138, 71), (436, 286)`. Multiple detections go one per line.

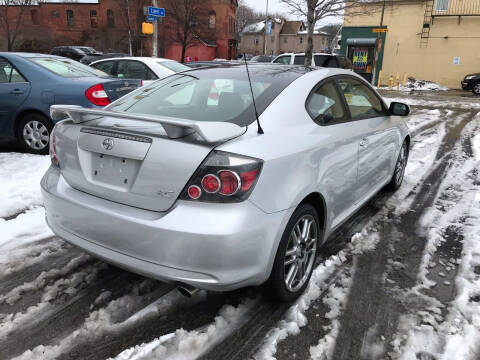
(243, 53), (264, 134)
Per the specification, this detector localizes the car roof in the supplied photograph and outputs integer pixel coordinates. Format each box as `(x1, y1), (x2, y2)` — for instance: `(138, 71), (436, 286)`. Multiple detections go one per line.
(2, 52), (63, 58)
(277, 52), (335, 56)
(91, 57), (173, 63)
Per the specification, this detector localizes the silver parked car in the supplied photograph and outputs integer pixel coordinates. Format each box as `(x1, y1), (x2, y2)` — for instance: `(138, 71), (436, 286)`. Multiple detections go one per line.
(41, 64), (410, 301)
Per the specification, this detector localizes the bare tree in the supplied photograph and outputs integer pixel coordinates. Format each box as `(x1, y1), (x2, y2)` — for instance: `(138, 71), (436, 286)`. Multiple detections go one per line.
(280, 0), (367, 66)
(164, 0), (205, 62)
(0, 0), (36, 51)
(237, 0), (256, 34)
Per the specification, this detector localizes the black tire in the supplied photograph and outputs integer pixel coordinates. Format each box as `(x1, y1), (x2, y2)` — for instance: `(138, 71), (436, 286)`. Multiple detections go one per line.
(266, 203), (321, 302)
(386, 140), (409, 191)
(473, 82), (480, 95)
(16, 113), (53, 155)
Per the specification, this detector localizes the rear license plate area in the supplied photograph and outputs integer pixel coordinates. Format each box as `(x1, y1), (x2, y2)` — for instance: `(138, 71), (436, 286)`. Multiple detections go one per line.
(91, 152), (140, 189)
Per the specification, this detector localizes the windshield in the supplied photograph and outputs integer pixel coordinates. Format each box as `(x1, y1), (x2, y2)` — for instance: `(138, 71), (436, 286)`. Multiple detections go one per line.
(32, 57), (109, 78)
(158, 60), (190, 73)
(109, 65), (308, 126)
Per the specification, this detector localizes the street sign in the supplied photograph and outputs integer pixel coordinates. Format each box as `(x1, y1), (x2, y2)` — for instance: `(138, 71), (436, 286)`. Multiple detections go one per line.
(148, 7), (165, 17)
(372, 28), (388, 33)
(146, 15), (157, 22)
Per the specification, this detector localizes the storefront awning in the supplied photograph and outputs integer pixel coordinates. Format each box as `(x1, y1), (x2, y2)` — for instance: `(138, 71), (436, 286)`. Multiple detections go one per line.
(346, 38), (378, 46)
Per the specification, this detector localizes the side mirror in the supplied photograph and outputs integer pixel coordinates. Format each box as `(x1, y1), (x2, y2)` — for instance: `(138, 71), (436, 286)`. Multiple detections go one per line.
(389, 102), (410, 116)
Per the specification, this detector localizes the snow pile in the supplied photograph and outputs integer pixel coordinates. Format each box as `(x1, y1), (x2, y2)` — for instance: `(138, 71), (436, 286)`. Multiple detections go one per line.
(382, 77), (448, 92)
(0, 207), (53, 250)
(0, 153), (50, 218)
(243, 21), (265, 33)
(112, 299), (256, 360)
(255, 253), (348, 360)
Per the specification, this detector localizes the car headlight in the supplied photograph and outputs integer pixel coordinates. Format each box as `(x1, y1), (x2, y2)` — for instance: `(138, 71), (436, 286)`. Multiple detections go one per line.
(465, 75), (475, 80)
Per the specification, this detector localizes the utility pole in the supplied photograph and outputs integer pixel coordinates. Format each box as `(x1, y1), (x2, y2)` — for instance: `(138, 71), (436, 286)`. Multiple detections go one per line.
(152, 0), (158, 57)
(371, 0), (386, 85)
(264, 0), (269, 55)
(126, 0), (133, 56)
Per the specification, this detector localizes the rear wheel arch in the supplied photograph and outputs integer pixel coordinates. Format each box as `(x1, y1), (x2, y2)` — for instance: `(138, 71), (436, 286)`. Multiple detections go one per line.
(14, 109), (52, 137)
(299, 192), (327, 236)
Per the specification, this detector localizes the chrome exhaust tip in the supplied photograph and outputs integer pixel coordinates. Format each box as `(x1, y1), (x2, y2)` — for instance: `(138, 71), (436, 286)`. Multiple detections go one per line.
(177, 284), (199, 297)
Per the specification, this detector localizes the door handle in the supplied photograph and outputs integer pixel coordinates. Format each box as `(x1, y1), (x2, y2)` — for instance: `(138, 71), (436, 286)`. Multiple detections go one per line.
(359, 138), (369, 147)
(10, 89), (24, 95)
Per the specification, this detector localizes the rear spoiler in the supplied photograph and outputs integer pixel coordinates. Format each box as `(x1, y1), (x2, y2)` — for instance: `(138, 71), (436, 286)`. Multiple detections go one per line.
(50, 105), (246, 143)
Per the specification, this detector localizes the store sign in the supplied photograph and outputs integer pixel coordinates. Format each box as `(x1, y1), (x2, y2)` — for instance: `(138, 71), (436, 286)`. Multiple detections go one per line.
(353, 47), (368, 71)
(372, 28), (388, 33)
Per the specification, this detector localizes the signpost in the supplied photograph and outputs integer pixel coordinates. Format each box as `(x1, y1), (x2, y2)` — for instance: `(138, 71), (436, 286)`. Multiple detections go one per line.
(146, 3), (165, 57)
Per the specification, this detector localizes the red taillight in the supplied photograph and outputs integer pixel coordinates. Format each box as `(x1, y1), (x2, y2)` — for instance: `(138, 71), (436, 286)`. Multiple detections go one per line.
(240, 169), (259, 192)
(85, 84), (111, 106)
(201, 174), (221, 193)
(218, 170), (240, 195)
(188, 185), (202, 200)
(181, 151), (262, 203)
(50, 132), (59, 167)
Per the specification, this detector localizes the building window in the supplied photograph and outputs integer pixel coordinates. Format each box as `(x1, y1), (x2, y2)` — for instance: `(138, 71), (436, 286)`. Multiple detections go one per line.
(299, 37), (303, 44)
(254, 38), (259, 45)
(31, 9), (39, 25)
(208, 11), (216, 29)
(107, 9), (114, 27)
(283, 36), (287, 43)
(435, 0), (449, 11)
(90, 10), (98, 28)
(51, 10), (59, 18)
(271, 36), (274, 42)
(190, 16), (198, 27)
(66, 10), (74, 27)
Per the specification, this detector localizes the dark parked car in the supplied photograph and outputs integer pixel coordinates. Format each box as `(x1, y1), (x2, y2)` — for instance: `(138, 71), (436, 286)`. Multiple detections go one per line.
(250, 55), (275, 63)
(51, 46), (87, 61)
(184, 60), (241, 69)
(0, 53), (141, 154)
(80, 52), (129, 65)
(461, 73), (480, 94)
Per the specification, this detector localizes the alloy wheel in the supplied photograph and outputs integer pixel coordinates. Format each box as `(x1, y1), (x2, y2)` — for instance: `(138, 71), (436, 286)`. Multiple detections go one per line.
(394, 144), (407, 185)
(474, 83), (480, 94)
(23, 120), (50, 150)
(284, 214), (317, 292)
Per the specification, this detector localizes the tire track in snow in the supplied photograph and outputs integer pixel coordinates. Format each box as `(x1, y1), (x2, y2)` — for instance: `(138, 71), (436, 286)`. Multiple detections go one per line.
(329, 109), (476, 359)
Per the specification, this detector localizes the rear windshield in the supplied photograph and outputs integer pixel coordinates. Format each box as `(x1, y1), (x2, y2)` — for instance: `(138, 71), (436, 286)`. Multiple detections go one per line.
(109, 66), (308, 126)
(32, 57), (109, 78)
(159, 60), (190, 73)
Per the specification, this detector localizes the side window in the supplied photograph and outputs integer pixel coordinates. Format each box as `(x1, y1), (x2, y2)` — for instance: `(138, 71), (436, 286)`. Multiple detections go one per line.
(314, 55), (329, 67)
(0, 58), (26, 83)
(326, 57), (338, 68)
(117, 61), (150, 80)
(92, 61), (115, 75)
(293, 55), (305, 65)
(338, 77), (385, 119)
(273, 55), (291, 65)
(306, 80), (346, 125)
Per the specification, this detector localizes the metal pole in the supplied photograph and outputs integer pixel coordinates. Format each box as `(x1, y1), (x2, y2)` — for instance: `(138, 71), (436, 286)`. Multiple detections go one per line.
(264, 0), (269, 55)
(126, 0), (133, 56)
(371, 0), (386, 85)
(152, 0), (158, 57)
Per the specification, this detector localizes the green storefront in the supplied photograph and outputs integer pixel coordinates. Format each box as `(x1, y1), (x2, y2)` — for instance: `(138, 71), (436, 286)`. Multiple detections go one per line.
(340, 26), (387, 84)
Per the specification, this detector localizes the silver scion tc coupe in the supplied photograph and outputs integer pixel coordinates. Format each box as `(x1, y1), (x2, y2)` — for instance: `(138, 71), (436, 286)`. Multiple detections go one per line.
(41, 64), (410, 302)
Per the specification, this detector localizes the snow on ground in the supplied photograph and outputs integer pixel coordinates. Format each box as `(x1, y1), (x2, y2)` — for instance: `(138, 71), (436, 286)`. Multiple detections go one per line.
(383, 96), (480, 110)
(381, 78), (448, 92)
(0, 207), (53, 251)
(0, 153), (50, 218)
(392, 116), (480, 359)
(111, 298), (256, 360)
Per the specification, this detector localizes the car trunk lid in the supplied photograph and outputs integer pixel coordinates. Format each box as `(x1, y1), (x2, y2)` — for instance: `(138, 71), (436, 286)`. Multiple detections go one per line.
(51, 106), (246, 212)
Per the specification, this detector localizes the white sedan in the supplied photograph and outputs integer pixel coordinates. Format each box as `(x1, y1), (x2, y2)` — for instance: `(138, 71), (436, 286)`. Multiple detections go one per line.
(90, 57), (190, 85)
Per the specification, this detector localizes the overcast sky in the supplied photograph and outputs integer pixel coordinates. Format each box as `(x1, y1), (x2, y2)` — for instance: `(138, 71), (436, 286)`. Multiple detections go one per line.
(242, 0), (342, 25)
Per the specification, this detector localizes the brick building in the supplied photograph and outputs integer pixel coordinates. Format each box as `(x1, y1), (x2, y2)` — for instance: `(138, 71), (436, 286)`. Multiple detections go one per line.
(0, 0), (238, 61)
(239, 18), (332, 56)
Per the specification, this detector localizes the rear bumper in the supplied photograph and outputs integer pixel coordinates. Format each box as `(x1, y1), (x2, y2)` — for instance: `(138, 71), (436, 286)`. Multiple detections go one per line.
(41, 167), (291, 291)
